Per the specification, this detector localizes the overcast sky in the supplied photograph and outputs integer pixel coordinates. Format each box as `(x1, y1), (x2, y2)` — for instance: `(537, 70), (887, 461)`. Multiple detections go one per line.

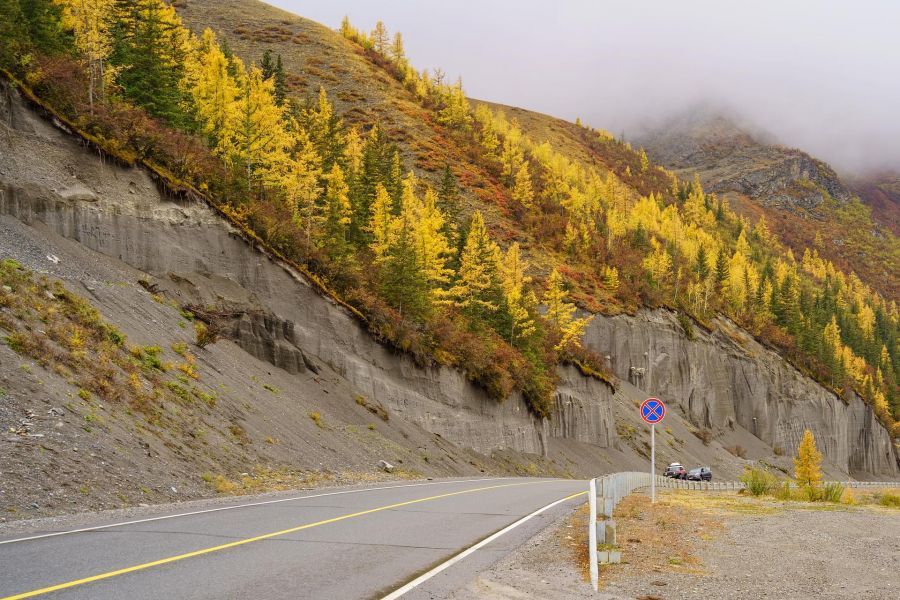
(270, 1), (900, 174)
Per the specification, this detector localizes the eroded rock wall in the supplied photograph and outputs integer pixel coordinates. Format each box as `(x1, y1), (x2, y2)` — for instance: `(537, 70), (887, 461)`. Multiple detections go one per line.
(584, 310), (898, 477)
(0, 84), (617, 457)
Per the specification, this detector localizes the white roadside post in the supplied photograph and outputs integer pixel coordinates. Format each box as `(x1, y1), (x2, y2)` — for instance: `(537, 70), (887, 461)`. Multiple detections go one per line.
(639, 397), (666, 504)
(589, 478), (598, 591)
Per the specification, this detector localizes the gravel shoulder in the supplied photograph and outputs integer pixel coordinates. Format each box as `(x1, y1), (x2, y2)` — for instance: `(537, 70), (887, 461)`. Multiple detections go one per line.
(447, 489), (900, 600)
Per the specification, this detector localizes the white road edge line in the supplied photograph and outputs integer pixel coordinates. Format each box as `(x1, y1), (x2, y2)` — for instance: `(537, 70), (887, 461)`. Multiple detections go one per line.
(379, 489), (586, 600)
(0, 477), (509, 546)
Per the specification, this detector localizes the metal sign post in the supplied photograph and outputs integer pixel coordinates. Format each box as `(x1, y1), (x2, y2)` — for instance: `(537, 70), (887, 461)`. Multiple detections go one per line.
(640, 397), (666, 503)
(651, 423), (655, 502)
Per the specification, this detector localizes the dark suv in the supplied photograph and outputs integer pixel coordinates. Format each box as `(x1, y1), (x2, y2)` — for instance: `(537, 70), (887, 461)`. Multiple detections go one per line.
(686, 467), (712, 481)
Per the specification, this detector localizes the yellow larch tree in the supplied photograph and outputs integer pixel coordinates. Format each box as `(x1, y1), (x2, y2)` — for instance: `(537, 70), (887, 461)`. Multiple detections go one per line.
(368, 183), (394, 263)
(232, 65), (289, 186)
(500, 243), (536, 345)
(343, 127), (363, 175)
(642, 238), (673, 288)
(57, 0), (116, 111)
(603, 266), (619, 293)
(793, 429), (823, 491)
(371, 20), (389, 54)
(445, 211), (503, 315)
(279, 122), (322, 235)
(412, 187), (453, 292)
(542, 269), (592, 351)
(187, 28), (240, 157)
(499, 131), (525, 186)
(511, 163), (535, 209)
(437, 79), (472, 130)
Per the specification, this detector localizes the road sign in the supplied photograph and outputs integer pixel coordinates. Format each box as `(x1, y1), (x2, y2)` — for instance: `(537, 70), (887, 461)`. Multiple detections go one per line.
(640, 397), (666, 503)
(640, 397), (666, 424)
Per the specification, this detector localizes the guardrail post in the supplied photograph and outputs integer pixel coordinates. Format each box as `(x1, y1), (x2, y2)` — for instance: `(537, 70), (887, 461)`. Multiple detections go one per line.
(589, 478), (598, 591)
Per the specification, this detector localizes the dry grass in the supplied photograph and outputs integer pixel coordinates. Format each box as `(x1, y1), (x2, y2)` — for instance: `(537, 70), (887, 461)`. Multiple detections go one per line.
(354, 394), (389, 421)
(565, 492), (728, 589)
(1, 260), (162, 415)
(566, 488), (900, 590)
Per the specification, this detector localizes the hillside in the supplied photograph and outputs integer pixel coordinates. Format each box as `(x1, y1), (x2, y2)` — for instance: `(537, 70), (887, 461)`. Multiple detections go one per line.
(638, 109), (900, 300)
(0, 0), (897, 519)
(848, 171), (900, 236)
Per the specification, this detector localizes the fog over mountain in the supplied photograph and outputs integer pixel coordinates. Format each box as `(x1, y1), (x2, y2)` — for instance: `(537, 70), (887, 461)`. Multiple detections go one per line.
(275, 0), (900, 175)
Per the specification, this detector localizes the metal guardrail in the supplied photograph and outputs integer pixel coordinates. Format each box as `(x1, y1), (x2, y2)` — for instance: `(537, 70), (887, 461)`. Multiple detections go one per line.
(588, 472), (651, 591)
(658, 478), (745, 491)
(587, 474), (899, 591)
(835, 481), (900, 488)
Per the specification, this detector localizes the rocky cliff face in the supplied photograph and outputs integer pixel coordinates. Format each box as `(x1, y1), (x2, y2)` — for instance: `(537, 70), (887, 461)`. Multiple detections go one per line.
(584, 310), (898, 477)
(0, 83), (617, 461)
(638, 111), (853, 211)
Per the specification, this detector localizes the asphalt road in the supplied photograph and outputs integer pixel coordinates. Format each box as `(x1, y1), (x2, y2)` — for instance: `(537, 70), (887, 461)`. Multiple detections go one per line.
(0, 477), (586, 600)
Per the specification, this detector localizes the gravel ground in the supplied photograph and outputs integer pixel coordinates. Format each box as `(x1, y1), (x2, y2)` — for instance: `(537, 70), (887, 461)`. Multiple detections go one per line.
(448, 491), (900, 600)
(602, 505), (900, 599)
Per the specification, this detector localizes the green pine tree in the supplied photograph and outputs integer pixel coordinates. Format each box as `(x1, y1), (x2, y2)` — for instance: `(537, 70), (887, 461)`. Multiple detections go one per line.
(694, 245), (710, 281)
(109, 0), (192, 127)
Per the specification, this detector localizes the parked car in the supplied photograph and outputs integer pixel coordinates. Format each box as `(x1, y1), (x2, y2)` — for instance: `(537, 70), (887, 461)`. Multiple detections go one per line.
(686, 467), (712, 481)
(664, 463), (687, 479)
(663, 463), (683, 477)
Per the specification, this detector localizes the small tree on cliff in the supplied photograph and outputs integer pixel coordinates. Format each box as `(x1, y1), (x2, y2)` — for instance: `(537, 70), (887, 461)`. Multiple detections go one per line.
(793, 429), (823, 492)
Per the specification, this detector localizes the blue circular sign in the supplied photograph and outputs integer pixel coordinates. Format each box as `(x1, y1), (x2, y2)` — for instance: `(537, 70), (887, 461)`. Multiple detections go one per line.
(640, 397), (666, 424)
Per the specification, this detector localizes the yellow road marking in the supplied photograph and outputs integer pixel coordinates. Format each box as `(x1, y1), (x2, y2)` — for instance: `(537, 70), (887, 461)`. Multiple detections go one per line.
(1, 480), (549, 600)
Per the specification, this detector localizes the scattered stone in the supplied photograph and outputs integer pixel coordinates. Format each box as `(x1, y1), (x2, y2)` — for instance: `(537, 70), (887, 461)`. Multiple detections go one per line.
(378, 460), (395, 473)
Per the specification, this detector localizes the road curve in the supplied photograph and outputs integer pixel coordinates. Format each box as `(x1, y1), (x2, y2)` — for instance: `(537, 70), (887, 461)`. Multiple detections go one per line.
(0, 477), (586, 600)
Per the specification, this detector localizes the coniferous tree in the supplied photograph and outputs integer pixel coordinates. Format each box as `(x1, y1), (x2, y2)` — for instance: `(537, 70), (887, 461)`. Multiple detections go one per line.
(695, 245), (710, 281)
(302, 87), (345, 176)
(435, 166), (462, 252)
(260, 50), (286, 105)
(280, 123), (322, 238)
(319, 164), (352, 262)
(110, 0), (191, 126)
(354, 126), (394, 229)
(187, 28), (240, 157)
(499, 135), (524, 186)
(385, 150), (403, 205)
(380, 202), (429, 319)
(232, 65), (289, 188)
(368, 183), (393, 263)
(714, 247), (729, 292)
(57, 0), (116, 111)
(446, 211), (503, 322)
(20, 0), (68, 56)
(512, 163), (534, 209)
(390, 32), (405, 64)
(412, 187), (453, 293)
(274, 55), (286, 105)
(500, 243), (536, 346)
(260, 49), (275, 79)
(0, 0), (28, 65)
(371, 21), (389, 54)
(542, 269), (592, 351)
(794, 429), (823, 492)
